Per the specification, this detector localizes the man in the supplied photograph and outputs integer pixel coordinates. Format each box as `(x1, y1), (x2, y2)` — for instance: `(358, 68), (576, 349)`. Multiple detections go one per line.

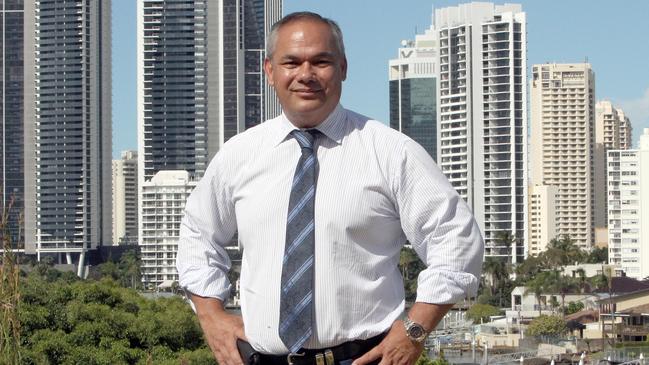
(177, 12), (483, 365)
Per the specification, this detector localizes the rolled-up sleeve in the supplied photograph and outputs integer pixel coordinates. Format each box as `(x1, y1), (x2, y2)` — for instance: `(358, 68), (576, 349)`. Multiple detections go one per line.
(393, 140), (484, 304)
(176, 150), (237, 301)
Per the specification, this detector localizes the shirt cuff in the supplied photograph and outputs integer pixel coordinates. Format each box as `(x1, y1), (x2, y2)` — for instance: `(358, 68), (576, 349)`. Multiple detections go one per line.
(415, 269), (479, 304)
(178, 265), (232, 303)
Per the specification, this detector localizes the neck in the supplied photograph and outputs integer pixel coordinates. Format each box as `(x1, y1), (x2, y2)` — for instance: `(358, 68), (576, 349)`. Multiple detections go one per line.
(284, 105), (339, 129)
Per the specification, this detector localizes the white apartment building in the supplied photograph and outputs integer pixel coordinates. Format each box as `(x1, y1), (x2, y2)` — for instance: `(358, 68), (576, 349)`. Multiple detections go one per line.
(527, 184), (557, 256)
(113, 151), (138, 245)
(607, 129), (649, 279)
(435, 3), (528, 263)
(530, 63), (596, 250)
(140, 171), (196, 289)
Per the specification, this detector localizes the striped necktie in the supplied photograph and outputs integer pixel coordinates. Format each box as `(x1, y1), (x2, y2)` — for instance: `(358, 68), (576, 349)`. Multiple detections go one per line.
(279, 129), (319, 353)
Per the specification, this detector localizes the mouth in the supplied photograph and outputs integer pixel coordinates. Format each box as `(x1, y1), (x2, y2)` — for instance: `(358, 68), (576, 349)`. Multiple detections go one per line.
(291, 88), (322, 95)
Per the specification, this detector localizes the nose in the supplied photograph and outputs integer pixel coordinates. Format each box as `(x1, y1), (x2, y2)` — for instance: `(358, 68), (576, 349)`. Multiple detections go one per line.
(296, 62), (316, 82)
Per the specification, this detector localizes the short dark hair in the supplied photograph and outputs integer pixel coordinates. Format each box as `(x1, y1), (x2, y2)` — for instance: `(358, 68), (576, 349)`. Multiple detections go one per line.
(266, 11), (346, 59)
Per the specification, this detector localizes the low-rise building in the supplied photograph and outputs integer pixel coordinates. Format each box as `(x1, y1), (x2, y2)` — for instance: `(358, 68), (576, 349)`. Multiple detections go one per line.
(600, 288), (649, 342)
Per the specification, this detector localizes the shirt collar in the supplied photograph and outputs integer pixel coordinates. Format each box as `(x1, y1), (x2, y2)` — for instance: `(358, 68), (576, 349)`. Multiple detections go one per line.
(273, 104), (347, 147)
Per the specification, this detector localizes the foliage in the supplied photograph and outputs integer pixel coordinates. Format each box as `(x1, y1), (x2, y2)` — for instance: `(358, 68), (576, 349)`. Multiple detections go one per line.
(524, 270), (560, 315)
(466, 304), (500, 324)
(417, 351), (450, 365)
(526, 315), (567, 337)
(89, 249), (142, 290)
(586, 246), (608, 264)
(481, 252), (512, 308)
(566, 301), (585, 315)
(399, 246), (426, 302)
(17, 269), (215, 364)
(1, 197), (22, 364)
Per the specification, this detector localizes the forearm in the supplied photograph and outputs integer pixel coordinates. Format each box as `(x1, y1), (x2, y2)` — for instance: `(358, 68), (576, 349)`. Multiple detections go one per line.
(190, 293), (246, 364)
(407, 302), (454, 332)
(191, 293), (228, 324)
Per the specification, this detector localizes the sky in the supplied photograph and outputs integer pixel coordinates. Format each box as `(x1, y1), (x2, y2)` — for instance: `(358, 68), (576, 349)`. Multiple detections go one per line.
(112, 0), (649, 159)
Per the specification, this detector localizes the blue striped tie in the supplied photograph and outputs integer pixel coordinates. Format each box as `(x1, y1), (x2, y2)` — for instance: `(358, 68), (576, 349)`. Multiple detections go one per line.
(279, 129), (318, 353)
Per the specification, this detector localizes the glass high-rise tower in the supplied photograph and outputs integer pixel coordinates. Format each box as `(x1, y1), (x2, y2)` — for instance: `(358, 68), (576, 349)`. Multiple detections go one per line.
(137, 0), (282, 288)
(23, 1), (112, 268)
(1, 0), (25, 247)
(389, 26), (438, 161)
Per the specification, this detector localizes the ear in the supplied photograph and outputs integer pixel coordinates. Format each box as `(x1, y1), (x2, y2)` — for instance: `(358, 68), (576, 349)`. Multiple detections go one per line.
(340, 56), (348, 82)
(264, 58), (275, 86)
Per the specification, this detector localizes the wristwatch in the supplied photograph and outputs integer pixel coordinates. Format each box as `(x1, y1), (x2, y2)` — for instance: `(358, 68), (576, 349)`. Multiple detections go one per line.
(403, 318), (429, 344)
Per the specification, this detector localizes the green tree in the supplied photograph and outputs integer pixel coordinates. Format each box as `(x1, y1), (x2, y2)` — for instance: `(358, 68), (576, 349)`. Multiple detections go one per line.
(586, 246), (608, 264)
(547, 235), (585, 266)
(566, 301), (585, 315)
(526, 315), (567, 338)
(119, 249), (142, 290)
(545, 271), (579, 317)
(525, 271), (555, 315)
(17, 271), (215, 364)
(514, 254), (543, 282)
(482, 256), (511, 307)
(466, 303), (501, 324)
(417, 351), (450, 365)
(399, 246), (426, 302)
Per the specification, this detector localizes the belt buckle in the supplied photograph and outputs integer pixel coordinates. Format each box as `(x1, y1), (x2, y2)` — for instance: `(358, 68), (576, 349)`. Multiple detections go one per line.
(324, 349), (335, 365)
(287, 352), (305, 365)
(316, 353), (325, 365)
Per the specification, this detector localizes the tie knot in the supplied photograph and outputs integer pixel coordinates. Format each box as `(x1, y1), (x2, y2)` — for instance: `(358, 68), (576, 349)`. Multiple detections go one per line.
(291, 129), (318, 150)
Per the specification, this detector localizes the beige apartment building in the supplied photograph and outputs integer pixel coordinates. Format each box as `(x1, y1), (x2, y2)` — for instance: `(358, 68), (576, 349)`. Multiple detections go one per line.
(527, 184), (558, 256)
(112, 151), (138, 245)
(594, 101), (634, 229)
(530, 63), (596, 249)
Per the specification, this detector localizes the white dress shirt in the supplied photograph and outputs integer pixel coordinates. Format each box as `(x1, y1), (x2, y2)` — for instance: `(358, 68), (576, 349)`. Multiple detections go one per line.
(176, 105), (483, 354)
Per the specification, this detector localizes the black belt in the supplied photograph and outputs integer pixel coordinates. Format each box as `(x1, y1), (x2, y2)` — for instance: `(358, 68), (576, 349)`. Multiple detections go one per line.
(252, 333), (386, 365)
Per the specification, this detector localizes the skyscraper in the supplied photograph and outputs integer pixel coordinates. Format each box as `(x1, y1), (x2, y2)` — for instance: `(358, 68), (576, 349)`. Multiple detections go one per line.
(607, 129), (649, 279)
(389, 26), (438, 160)
(113, 151), (138, 245)
(435, 3), (528, 263)
(530, 63), (596, 250)
(137, 0), (282, 285)
(1, 0), (24, 246)
(23, 1), (112, 266)
(137, 0), (282, 184)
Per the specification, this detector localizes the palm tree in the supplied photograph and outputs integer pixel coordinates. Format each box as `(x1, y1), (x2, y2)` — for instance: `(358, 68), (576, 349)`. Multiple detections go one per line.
(525, 272), (549, 316)
(574, 268), (588, 293)
(552, 273), (579, 317)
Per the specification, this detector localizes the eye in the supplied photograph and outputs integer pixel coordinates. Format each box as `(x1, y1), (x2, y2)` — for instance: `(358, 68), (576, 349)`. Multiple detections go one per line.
(282, 61), (299, 69)
(314, 59), (332, 67)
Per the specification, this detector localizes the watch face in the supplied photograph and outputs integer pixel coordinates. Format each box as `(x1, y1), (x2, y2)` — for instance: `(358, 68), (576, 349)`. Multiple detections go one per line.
(408, 325), (425, 339)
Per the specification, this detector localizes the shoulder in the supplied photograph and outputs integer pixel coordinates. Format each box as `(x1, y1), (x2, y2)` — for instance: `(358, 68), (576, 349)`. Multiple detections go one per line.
(204, 116), (282, 176)
(343, 108), (412, 149)
(342, 108), (427, 160)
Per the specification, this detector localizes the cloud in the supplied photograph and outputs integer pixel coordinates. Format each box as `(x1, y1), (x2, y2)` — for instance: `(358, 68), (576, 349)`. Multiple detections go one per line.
(617, 87), (649, 146)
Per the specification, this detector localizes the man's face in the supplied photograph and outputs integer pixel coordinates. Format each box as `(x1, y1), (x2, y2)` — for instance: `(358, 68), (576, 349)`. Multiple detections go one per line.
(264, 19), (347, 127)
